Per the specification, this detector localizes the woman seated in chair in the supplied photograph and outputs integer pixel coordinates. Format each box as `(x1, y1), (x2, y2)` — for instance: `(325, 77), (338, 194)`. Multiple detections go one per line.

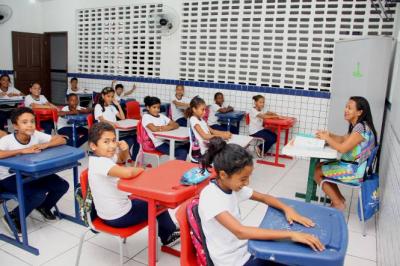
(314, 96), (377, 210)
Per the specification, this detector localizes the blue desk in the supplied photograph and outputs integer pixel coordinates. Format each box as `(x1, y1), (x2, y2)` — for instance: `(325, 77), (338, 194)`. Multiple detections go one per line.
(64, 114), (89, 147)
(140, 102), (171, 117)
(215, 110), (245, 131)
(0, 98), (24, 106)
(248, 198), (348, 266)
(0, 146), (85, 255)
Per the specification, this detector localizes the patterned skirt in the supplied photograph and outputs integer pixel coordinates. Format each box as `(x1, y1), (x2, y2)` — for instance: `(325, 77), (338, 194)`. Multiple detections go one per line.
(321, 160), (362, 185)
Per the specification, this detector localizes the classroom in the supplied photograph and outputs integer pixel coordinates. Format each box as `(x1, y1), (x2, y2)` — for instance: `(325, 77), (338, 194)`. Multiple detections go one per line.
(0, 0), (399, 265)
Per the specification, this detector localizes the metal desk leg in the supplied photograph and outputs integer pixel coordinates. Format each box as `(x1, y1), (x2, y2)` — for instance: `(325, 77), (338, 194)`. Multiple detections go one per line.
(295, 158), (322, 202)
(169, 139), (176, 160)
(148, 199), (157, 266)
(257, 125), (285, 168)
(227, 118), (231, 132)
(72, 121), (77, 147)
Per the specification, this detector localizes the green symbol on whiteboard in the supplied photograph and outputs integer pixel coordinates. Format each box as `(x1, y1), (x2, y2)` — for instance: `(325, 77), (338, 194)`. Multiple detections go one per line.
(352, 62), (363, 78)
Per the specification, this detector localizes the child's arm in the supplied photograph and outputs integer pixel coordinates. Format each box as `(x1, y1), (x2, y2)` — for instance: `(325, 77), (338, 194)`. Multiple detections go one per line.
(111, 80), (117, 89)
(58, 109), (79, 116)
(116, 141), (130, 163)
(317, 131), (363, 154)
(123, 84), (136, 96)
(112, 99), (126, 120)
(37, 135), (67, 150)
(173, 100), (190, 108)
(258, 112), (279, 119)
(78, 107), (92, 114)
(251, 191), (315, 227)
(146, 120), (179, 132)
(0, 130), (7, 138)
(217, 106), (234, 113)
(31, 103), (53, 109)
(7, 92), (24, 97)
(0, 146), (42, 159)
(194, 124), (231, 140)
(108, 164), (144, 179)
(215, 212), (325, 252)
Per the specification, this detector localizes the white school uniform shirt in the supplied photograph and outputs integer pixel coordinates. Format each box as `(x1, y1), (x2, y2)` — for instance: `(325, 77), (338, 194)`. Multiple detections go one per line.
(88, 155), (132, 220)
(57, 105), (85, 130)
(66, 87), (85, 95)
(199, 181), (253, 266)
(0, 131), (51, 180)
(189, 116), (210, 154)
(24, 95), (48, 108)
(142, 113), (170, 147)
(114, 93), (122, 103)
(208, 103), (227, 126)
(171, 96), (189, 121)
(0, 86), (22, 95)
(94, 104), (118, 123)
(249, 107), (263, 135)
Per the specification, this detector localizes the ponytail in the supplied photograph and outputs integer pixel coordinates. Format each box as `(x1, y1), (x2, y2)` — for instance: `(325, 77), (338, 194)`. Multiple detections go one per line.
(185, 96), (206, 118)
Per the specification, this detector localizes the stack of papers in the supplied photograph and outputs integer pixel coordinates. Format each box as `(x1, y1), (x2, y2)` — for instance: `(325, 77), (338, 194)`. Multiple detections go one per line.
(293, 133), (325, 149)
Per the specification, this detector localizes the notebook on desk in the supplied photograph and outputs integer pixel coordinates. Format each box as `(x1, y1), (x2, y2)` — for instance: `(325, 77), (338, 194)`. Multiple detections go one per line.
(293, 133), (325, 149)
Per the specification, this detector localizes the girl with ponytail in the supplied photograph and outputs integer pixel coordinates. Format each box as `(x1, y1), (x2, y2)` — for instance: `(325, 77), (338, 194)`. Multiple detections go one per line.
(198, 137), (324, 266)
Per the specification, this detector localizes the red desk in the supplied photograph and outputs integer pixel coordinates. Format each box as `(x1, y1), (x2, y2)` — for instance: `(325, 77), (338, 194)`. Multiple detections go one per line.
(257, 117), (296, 168)
(118, 160), (214, 266)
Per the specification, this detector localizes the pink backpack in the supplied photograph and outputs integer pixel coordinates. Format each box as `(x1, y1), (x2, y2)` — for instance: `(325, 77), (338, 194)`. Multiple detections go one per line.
(187, 198), (214, 266)
(137, 121), (156, 152)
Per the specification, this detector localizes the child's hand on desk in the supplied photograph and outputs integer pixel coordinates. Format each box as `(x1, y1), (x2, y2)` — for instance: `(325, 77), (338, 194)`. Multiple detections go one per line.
(290, 232), (325, 252)
(0, 92), (7, 97)
(36, 143), (49, 150)
(118, 141), (129, 152)
(316, 130), (329, 140)
(222, 131), (232, 140)
(22, 145), (42, 154)
(284, 207), (315, 227)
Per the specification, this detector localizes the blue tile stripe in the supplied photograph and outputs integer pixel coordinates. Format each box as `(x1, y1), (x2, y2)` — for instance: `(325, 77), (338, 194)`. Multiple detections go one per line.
(67, 72), (331, 99)
(0, 70), (14, 75)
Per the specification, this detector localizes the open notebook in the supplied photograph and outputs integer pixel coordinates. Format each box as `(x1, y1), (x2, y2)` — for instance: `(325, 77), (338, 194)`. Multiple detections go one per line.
(293, 133), (325, 149)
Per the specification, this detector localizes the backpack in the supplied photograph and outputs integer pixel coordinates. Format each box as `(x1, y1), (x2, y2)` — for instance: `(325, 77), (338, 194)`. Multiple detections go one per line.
(75, 184), (96, 227)
(137, 121), (156, 152)
(189, 126), (202, 162)
(187, 198), (214, 266)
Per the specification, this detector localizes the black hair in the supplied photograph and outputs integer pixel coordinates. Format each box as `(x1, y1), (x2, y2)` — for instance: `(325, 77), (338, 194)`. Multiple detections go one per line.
(88, 122), (116, 145)
(214, 92), (223, 100)
(70, 77), (78, 82)
(98, 87), (115, 112)
(30, 81), (41, 87)
(348, 96), (378, 145)
(11, 107), (35, 125)
(0, 74), (11, 82)
(176, 84), (184, 89)
(66, 93), (78, 101)
(144, 96), (161, 107)
(115, 84), (124, 90)
(185, 96), (206, 118)
(200, 137), (254, 176)
(252, 95), (264, 102)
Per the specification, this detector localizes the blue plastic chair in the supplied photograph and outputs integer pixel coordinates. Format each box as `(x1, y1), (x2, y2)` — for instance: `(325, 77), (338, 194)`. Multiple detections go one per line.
(318, 145), (379, 236)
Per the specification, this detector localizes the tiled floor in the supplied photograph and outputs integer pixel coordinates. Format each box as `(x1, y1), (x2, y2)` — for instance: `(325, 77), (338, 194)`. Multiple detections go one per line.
(0, 157), (377, 266)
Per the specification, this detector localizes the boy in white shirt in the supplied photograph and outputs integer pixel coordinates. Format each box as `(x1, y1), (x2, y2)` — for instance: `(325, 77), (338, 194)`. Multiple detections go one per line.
(57, 93), (91, 147)
(0, 107), (68, 234)
(171, 85), (190, 127)
(208, 92), (238, 134)
(67, 78), (91, 107)
(24, 82), (58, 134)
(0, 74), (24, 131)
(88, 122), (180, 245)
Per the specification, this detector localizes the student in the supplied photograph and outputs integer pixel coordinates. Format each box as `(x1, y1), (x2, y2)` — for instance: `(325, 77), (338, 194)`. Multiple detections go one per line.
(24, 82), (58, 135)
(314, 96), (377, 210)
(57, 93), (91, 147)
(171, 85), (190, 127)
(186, 96), (231, 155)
(0, 74), (24, 131)
(94, 87), (139, 159)
(208, 92), (239, 134)
(67, 78), (91, 107)
(142, 96), (188, 161)
(198, 137), (324, 266)
(249, 95), (278, 158)
(111, 80), (136, 103)
(88, 122), (180, 245)
(0, 107), (69, 234)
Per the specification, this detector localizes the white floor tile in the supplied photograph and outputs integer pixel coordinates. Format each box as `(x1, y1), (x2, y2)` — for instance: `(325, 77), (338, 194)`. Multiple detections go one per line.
(47, 219), (97, 240)
(346, 231), (377, 261)
(132, 246), (180, 266)
(0, 215), (47, 240)
(1, 225), (79, 265)
(347, 212), (376, 236)
(242, 203), (268, 227)
(0, 249), (29, 266)
(88, 228), (148, 259)
(344, 254), (376, 266)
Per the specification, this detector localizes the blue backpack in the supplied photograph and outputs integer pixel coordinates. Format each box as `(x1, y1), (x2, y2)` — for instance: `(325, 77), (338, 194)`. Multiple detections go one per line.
(181, 167), (210, 185)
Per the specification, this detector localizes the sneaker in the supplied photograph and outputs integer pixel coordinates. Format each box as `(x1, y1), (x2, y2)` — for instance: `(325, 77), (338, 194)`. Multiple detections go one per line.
(254, 146), (263, 158)
(162, 229), (181, 247)
(1, 214), (22, 236)
(36, 207), (57, 220)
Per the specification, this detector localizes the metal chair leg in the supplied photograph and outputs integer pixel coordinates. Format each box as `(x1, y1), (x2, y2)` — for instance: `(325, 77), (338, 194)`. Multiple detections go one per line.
(358, 188), (366, 236)
(75, 230), (89, 266)
(118, 237), (124, 266)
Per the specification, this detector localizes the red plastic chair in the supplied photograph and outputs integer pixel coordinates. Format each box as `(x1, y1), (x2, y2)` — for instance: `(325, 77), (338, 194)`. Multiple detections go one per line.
(33, 108), (58, 132)
(135, 121), (164, 167)
(175, 198), (198, 266)
(75, 169), (148, 266)
(126, 101), (141, 120)
(86, 114), (94, 129)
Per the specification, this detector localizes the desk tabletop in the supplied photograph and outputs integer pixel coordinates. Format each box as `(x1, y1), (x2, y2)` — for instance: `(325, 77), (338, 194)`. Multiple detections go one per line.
(153, 127), (189, 141)
(0, 145), (85, 172)
(118, 160), (214, 204)
(227, 134), (253, 148)
(63, 113), (89, 122)
(215, 110), (246, 119)
(115, 119), (138, 129)
(282, 140), (338, 159)
(248, 198), (348, 266)
(0, 96), (24, 105)
(264, 117), (297, 127)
